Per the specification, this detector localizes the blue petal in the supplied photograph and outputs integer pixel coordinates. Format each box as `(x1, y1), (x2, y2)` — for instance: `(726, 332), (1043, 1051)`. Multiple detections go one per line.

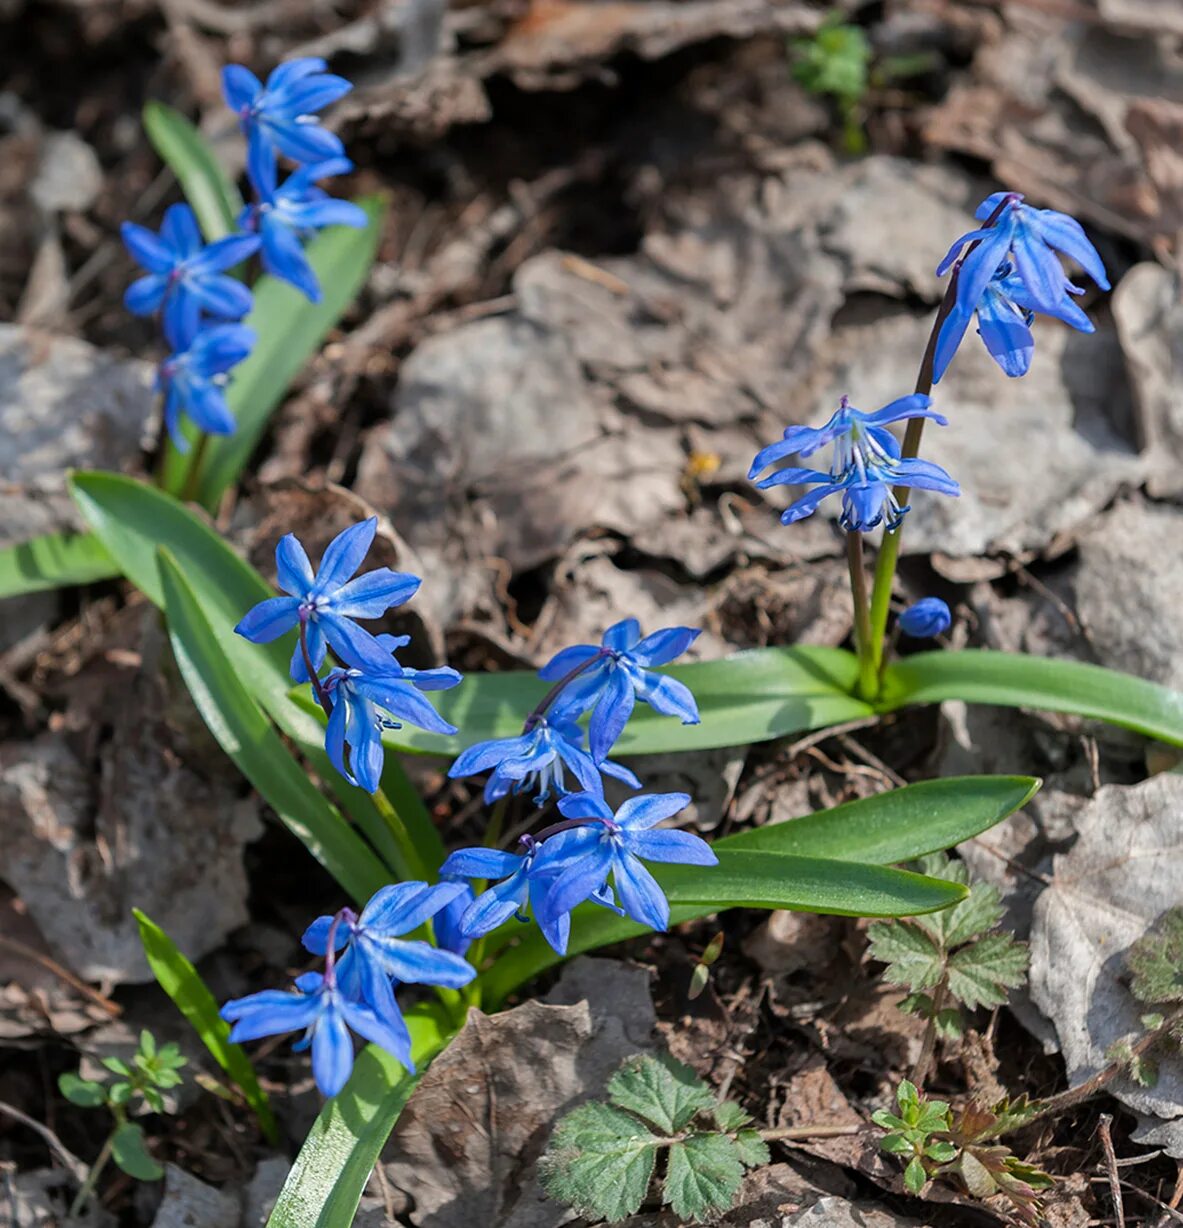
(543, 844), (615, 925)
(1034, 210), (1109, 289)
(191, 232), (263, 275)
(267, 57), (328, 92)
(312, 519), (376, 596)
(601, 757), (642, 790)
(556, 791), (615, 823)
(221, 989), (320, 1041)
(353, 677), (457, 736)
(614, 792), (692, 831)
(121, 222), (174, 274)
(976, 293), (1034, 378)
(317, 612), (386, 671)
(460, 876), (529, 937)
(626, 827), (717, 866)
(601, 618), (641, 652)
(588, 667), (634, 762)
(187, 273), (254, 320)
(361, 935), (475, 987)
(859, 394), (944, 430)
(270, 121), (347, 165)
(310, 1005), (355, 1097)
(279, 75), (353, 115)
(932, 303), (973, 384)
(633, 669), (699, 724)
(247, 129), (277, 201)
(537, 643), (600, 682)
(782, 483), (842, 524)
(1009, 228), (1069, 316)
(362, 880), (469, 934)
(261, 218), (321, 302)
(161, 204), (202, 257)
(235, 596), (300, 642)
(301, 914), (351, 955)
(612, 852), (670, 931)
(222, 64), (262, 111)
(275, 533), (315, 598)
(892, 457), (960, 496)
(754, 465), (833, 491)
(328, 569), (421, 619)
(123, 274), (167, 316)
(292, 620), (326, 684)
(285, 198), (368, 230)
(340, 997), (414, 1072)
(628, 626), (700, 667)
(439, 847), (524, 879)
(325, 692), (351, 783)
(449, 733), (531, 779)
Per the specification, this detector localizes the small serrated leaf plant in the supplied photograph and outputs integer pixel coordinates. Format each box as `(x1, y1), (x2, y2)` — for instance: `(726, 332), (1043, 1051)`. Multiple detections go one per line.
(867, 852), (1029, 1080)
(59, 1029), (187, 1215)
(539, 1052), (770, 1223)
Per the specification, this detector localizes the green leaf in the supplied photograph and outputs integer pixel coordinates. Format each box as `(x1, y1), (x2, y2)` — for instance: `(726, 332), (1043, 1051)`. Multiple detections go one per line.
(712, 1100), (752, 1132)
(369, 645), (871, 757)
(101, 1056), (132, 1077)
(880, 649), (1183, 748)
(1128, 907), (1183, 1005)
(58, 1072), (105, 1108)
(946, 933), (1029, 1010)
(904, 1155), (928, 1194)
(139, 1030), (156, 1059)
(866, 920), (945, 992)
(265, 1009), (450, 1228)
(911, 856), (1003, 948)
(143, 1087), (165, 1113)
(109, 1081), (133, 1106)
(134, 907), (277, 1144)
(879, 1131), (913, 1154)
(664, 1133), (745, 1222)
(157, 548), (388, 902)
(926, 1140), (959, 1163)
(733, 1128), (770, 1168)
(539, 1102), (660, 1223)
(163, 199), (386, 507)
(110, 1122), (163, 1182)
(142, 101), (242, 240)
(0, 531), (117, 598)
(607, 1053), (715, 1134)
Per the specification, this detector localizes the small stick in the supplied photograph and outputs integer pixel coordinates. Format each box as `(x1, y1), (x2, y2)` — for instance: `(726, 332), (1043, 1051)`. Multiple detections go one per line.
(1097, 1114), (1125, 1228)
(0, 1100), (87, 1183)
(0, 935), (121, 1018)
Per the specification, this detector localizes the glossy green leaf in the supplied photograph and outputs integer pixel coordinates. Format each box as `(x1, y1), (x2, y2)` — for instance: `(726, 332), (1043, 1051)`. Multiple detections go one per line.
(133, 907), (278, 1144)
(163, 198), (386, 507)
(69, 473), (441, 884)
(111, 1122), (163, 1182)
(476, 774), (1035, 1004)
(58, 1072), (105, 1108)
(880, 650), (1183, 747)
(0, 531), (117, 598)
(142, 101), (243, 240)
(157, 547), (388, 902)
(265, 1008), (450, 1228)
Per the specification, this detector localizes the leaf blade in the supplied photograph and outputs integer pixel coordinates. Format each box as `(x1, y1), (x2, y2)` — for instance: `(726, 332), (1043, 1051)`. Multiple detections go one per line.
(0, 531), (117, 597)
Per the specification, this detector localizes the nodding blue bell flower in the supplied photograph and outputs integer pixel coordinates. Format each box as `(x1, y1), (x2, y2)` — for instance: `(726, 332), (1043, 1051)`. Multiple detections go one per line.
(750, 395), (958, 533)
(539, 619), (701, 762)
(322, 634), (461, 793)
(234, 518), (421, 684)
(933, 260), (1096, 383)
(122, 203), (258, 344)
(447, 714), (641, 806)
(898, 597), (952, 639)
(239, 156), (368, 302)
(222, 57), (352, 197)
(939, 191), (1109, 334)
(156, 323), (254, 449)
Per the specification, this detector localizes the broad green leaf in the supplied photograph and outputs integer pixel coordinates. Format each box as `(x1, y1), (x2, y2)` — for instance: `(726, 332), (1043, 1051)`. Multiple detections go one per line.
(0, 531), (116, 598)
(142, 101), (242, 240)
(911, 859), (1004, 948)
(712, 1100), (752, 1132)
(946, 933), (1028, 1010)
(265, 1008), (450, 1228)
(58, 1072), (105, 1107)
(69, 473), (421, 884)
(371, 646), (871, 757)
(538, 1102), (659, 1223)
(664, 1133), (745, 1223)
(133, 907), (277, 1144)
(880, 649), (1183, 748)
(607, 1054), (714, 1134)
(163, 199), (387, 507)
(733, 1128), (770, 1168)
(157, 548), (388, 902)
(866, 920), (944, 992)
(111, 1122), (163, 1182)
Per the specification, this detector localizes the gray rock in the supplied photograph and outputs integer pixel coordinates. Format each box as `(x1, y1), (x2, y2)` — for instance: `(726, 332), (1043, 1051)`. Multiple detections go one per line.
(30, 131), (103, 213)
(240, 1156), (291, 1227)
(151, 1165), (240, 1228)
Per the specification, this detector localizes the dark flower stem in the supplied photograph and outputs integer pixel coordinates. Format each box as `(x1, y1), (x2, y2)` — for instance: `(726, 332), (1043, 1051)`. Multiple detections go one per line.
(859, 196), (1014, 699)
(298, 620), (333, 716)
(523, 651), (609, 731)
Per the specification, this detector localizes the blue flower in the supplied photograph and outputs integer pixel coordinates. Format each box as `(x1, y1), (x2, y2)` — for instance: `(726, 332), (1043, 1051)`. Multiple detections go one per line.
(221, 970), (412, 1098)
(240, 157), (368, 302)
(898, 597), (951, 639)
(222, 58), (352, 195)
(750, 395), (958, 532)
(122, 203), (258, 344)
(939, 191), (1109, 331)
(933, 260), (1096, 383)
(156, 323), (254, 449)
(447, 714), (641, 805)
(539, 620), (701, 761)
(433, 877), (477, 957)
(535, 792), (718, 949)
(323, 634), (461, 793)
(302, 883), (475, 1033)
(235, 518), (421, 683)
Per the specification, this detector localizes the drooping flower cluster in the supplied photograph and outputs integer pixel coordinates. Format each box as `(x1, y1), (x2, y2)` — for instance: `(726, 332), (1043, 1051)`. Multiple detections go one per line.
(236, 518), (462, 791)
(122, 58), (365, 449)
(222, 881), (474, 1096)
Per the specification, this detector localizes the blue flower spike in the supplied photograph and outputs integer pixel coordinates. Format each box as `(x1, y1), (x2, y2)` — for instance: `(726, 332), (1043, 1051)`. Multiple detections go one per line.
(898, 598), (952, 639)
(540, 619), (702, 761)
(156, 323), (255, 449)
(122, 203), (259, 343)
(234, 518), (422, 684)
(447, 714), (641, 806)
(749, 394), (959, 532)
(220, 886), (473, 1099)
(534, 792), (718, 949)
(240, 156), (368, 301)
(323, 634), (461, 793)
(222, 58), (352, 196)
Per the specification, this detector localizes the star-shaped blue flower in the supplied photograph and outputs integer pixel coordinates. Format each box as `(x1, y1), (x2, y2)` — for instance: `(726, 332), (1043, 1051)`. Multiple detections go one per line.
(302, 882), (475, 1032)
(222, 58), (352, 196)
(939, 191), (1109, 329)
(240, 156), (368, 302)
(122, 203), (258, 344)
(447, 714), (641, 805)
(156, 323), (254, 449)
(221, 970), (412, 1098)
(933, 260), (1096, 383)
(235, 518), (421, 683)
(539, 620), (702, 762)
(750, 395), (959, 532)
(535, 792), (717, 949)
(323, 634), (461, 793)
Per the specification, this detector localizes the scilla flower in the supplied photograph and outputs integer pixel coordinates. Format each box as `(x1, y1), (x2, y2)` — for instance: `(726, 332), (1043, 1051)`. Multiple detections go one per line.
(539, 620), (701, 762)
(156, 323), (254, 448)
(898, 598), (952, 639)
